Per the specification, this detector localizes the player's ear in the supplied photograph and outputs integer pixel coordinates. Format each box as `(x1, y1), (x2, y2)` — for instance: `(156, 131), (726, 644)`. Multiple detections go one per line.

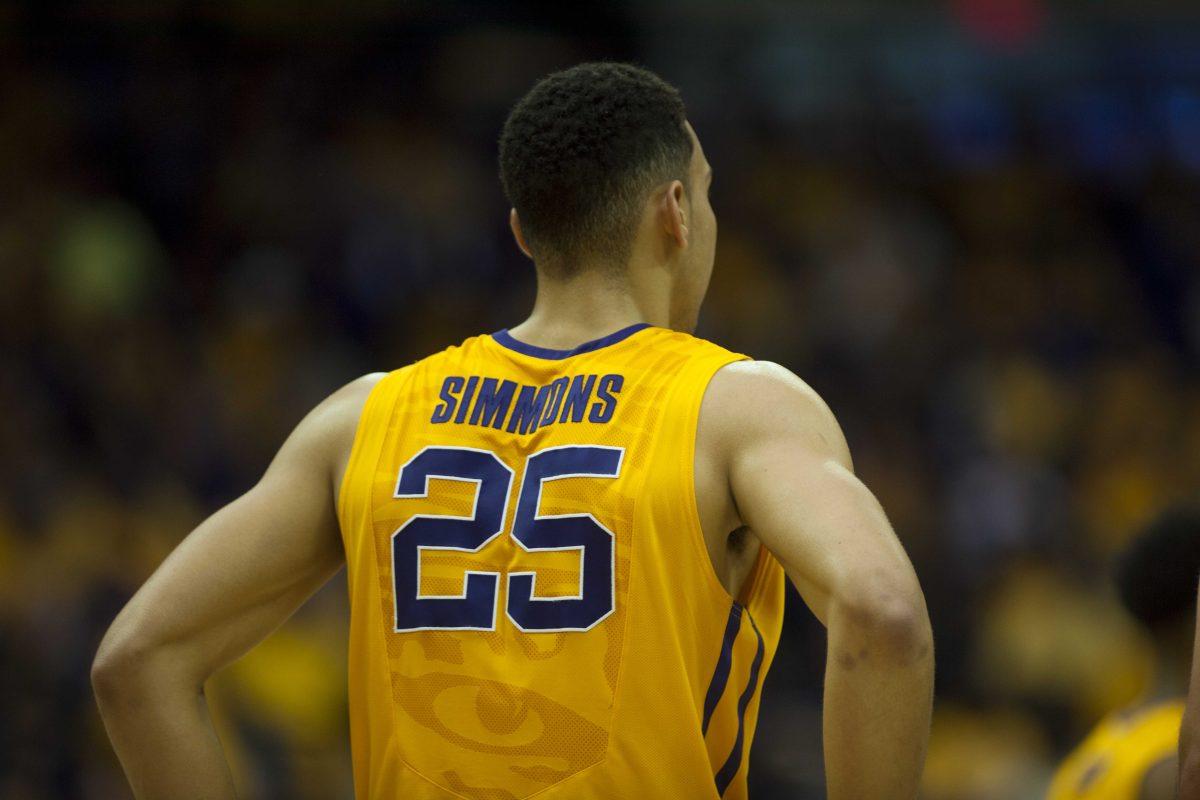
(509, 209), (534, 259)
(660, 180), (688, 250)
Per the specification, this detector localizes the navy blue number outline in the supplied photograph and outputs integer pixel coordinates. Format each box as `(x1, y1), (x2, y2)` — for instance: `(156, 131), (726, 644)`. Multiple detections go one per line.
(391, 446), (513, 632)
(390, 445), (623, 633)
(506, 445), (625, 633)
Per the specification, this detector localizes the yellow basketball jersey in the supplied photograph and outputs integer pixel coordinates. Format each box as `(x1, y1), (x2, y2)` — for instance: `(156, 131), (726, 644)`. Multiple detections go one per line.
(1046, 700), (1183, 800)
(337, 323), (786, 799)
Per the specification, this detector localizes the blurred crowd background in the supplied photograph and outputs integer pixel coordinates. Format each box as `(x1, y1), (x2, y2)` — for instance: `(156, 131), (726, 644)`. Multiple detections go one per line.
(3, 1), (1200, 798)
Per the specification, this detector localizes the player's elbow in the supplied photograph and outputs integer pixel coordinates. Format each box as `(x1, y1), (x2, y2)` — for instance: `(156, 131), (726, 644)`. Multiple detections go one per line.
(92, 614), (188, 709)
(832, 577), (932, 666)
(92, 622), (148, 706)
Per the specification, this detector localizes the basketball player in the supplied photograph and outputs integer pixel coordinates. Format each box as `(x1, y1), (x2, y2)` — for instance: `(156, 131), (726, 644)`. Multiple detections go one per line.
(1048, 508), (1200, 800)
(92, 63), (933, 799)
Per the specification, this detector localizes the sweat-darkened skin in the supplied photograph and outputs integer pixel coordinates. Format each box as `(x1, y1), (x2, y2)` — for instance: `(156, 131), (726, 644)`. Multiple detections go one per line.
(93, 65), (934, 799)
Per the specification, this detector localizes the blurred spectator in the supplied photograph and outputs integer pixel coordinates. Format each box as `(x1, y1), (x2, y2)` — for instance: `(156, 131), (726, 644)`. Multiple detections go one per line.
(1045, 507), (1200, 799)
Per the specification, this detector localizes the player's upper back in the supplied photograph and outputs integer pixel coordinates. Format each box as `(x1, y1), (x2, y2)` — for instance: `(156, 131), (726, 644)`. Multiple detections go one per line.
(337, 323), (786, 799)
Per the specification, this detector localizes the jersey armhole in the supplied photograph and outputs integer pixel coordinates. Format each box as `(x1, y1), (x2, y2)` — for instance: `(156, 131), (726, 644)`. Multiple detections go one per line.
(735, 543), (770, 608)
(673, 353), (752, 608)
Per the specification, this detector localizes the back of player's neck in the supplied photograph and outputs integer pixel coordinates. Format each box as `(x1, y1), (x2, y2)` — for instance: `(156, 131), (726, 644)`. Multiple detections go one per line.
(512, 275), (667, 346)
(510, 299), (658, 350)
(506, 307), (649, 350)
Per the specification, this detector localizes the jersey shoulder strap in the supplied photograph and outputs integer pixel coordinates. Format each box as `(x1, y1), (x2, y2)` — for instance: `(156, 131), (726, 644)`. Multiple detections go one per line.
(337, 365), (412, 549)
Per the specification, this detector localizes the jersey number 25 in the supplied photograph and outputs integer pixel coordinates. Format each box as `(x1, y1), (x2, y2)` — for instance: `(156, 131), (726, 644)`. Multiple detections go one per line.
(391, 445), (624, 634)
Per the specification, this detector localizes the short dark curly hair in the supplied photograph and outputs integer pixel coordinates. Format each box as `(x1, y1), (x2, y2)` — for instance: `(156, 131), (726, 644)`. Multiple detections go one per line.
(499, 62), (693, 277)
(1115, 506), (1200, 636)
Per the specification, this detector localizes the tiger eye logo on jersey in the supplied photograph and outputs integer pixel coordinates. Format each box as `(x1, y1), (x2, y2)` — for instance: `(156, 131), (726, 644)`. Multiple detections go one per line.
(431, 373), (623, 434)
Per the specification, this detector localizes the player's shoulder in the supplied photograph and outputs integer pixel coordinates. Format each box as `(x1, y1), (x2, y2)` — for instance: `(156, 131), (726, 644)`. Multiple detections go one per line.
(260, 372), (388, 490)
(295, 372), (389, 452)
(702, 360), (852, 469)
(708, 360), (824, 406)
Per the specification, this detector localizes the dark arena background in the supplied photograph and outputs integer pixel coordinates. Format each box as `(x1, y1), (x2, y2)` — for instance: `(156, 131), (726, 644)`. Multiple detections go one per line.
(4, 2), (1200, 798)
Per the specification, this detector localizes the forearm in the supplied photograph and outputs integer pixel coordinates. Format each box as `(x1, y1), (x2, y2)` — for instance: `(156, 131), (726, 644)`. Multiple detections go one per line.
(822, 600), (934, 800)
(94, 663), (237, 800)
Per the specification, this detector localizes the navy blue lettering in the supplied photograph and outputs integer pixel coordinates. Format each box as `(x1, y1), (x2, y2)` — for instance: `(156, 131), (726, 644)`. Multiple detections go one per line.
(438, 374), (622, 430)
(431, 376), (465, 424)
(540, 378), (570, 425)
(454, 376), (480, 424)
(470, 378), (517, 429)
(560, 374), (597, 423)
(588, 374), (623, 423)
(507, 384), (550, 435)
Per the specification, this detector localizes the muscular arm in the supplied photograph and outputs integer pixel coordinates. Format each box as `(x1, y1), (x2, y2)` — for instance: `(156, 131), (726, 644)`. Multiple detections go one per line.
(704, 362), (933, 799)
(91, 374), (381, 800)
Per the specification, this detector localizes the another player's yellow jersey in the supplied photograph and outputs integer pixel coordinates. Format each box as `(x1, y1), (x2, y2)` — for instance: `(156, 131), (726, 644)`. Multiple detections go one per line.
(1046, 700), (1183, 800)
(337, 323), (786, 799)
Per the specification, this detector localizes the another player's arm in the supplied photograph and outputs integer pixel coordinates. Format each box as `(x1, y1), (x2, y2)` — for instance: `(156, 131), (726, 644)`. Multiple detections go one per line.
(1179, 583), (1200, 799)
(91, 374), (381, 800)
(706, 362), (933, 800)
